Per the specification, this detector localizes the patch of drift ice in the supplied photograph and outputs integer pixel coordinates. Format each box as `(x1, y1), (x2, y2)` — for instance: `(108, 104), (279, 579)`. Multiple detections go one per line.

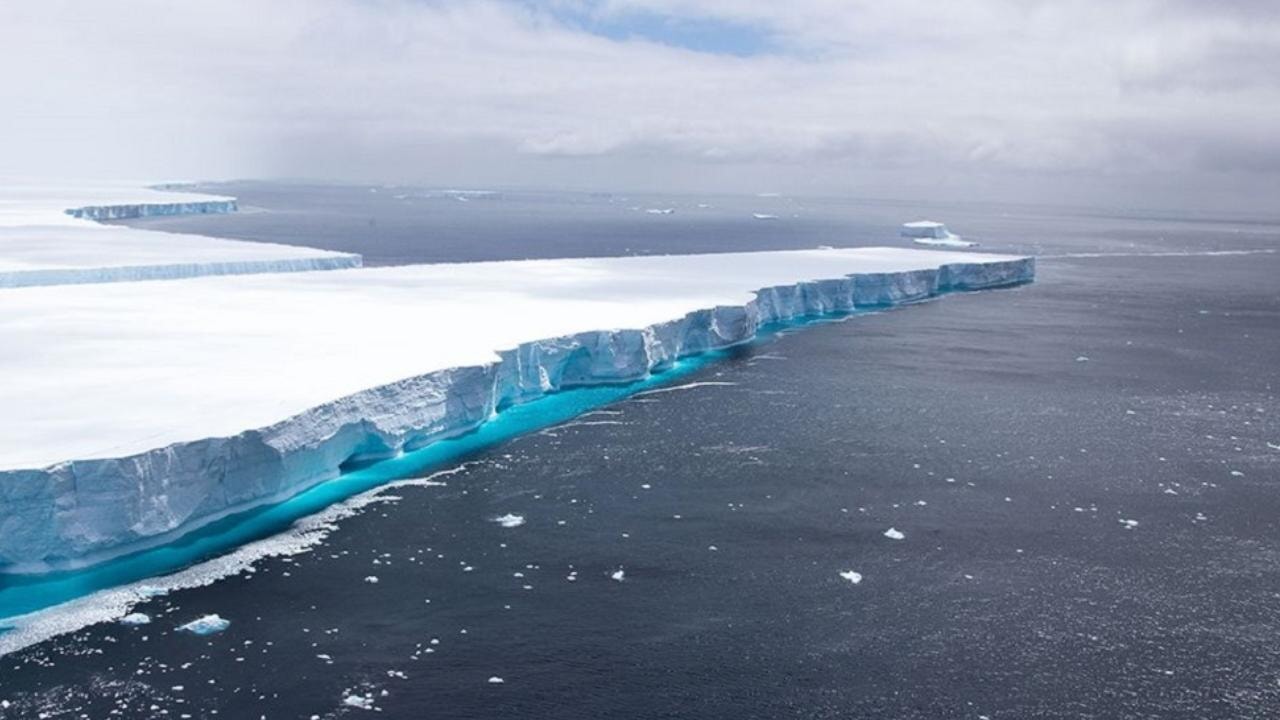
(343, 692), (377, 710)
(839, 570), (863, 585)
(0, 465), (464, 658)
(883, 528), (906, 540)
(0, 252), (1033, 574)
(632, 381), (738, 398)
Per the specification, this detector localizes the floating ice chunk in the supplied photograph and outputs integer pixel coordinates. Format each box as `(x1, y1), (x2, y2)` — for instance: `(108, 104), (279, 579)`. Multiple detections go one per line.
(611, 569), (625, 582)
(645, 208), (675, 215)
(177, 614), (230, 636)
(752, 213), (779, 220)
(364, 575), (379, 584)
(343, 693), (376, 710)
(839, 570), (863, 585)
(120, 613), (151, 626)
(493, 514), (525, 528)
(1267, 442), (1280, 451)
(1119, 519), (1139, 530)
(883, 528), (905, 540)
(1075, 356), (1090, 363)
(1229, 470), (1244, 477)
(488, 676), (505, 684)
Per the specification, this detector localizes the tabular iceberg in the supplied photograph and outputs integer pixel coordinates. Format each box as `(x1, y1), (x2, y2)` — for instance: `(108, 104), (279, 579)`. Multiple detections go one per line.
(0, 182), (361, 287)
(900, 220), (977, 248)
(0, 248), (1032, 571)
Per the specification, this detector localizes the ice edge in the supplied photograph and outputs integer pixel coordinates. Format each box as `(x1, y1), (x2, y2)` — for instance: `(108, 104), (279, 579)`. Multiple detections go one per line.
(0, 256), (1033, 571)
(0, 195), (363, 288)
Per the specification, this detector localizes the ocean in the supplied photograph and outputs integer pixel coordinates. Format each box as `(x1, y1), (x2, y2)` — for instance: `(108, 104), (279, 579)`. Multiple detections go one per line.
(1, 183), (1277, 719)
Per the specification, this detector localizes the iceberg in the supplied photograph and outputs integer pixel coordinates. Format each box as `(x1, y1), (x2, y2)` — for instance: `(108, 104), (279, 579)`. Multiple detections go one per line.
(900, 220), (978, 248)
(0, 247), (1031, 571)
(176, 613), (230, 635)
(0, 182), (361, 287)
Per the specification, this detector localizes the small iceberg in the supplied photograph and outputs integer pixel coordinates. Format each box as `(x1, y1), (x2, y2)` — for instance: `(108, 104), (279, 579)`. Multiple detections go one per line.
(119, 612), (151, 626)
(343, 693), (376, 709)
(177, 614), (230, 636)
(838, 570), (863, 585)
(645, 208), (675, 215)
(900, 221), (977, 248)
(752, 213), (779, 220)
(493, 513), (526, 528)
(883, 527), (906, 540)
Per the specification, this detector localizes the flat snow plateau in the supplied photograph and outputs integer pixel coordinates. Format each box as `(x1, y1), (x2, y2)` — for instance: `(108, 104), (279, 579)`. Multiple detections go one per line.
(2, 248), (1027, 471)
(0, 182), (360, 287)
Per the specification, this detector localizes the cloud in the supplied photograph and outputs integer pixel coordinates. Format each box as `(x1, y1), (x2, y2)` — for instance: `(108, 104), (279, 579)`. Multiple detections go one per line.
(0, 0), (1276, 211)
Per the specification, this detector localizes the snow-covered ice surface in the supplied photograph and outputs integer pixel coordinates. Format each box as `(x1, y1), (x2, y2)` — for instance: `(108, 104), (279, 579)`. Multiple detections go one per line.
(0, 182), (360, 287)
(0, 246), (1031, 570)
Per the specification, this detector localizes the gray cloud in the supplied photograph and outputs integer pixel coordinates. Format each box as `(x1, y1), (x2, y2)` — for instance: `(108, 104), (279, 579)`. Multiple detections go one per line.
(1, 0), (1277, 212)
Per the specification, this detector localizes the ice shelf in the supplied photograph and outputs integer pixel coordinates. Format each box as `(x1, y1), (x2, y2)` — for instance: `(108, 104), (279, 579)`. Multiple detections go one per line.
(0, 182), (361, 287)
(0, 248), (1032, 569)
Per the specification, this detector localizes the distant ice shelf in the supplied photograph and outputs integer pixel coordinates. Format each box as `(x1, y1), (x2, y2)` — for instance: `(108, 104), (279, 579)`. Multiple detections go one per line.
(0, 182), (361, 287)
(0, 247), (1033, 570)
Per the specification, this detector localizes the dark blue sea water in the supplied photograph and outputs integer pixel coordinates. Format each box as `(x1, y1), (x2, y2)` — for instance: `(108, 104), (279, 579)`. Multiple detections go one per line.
(1, 184), (1278, 719)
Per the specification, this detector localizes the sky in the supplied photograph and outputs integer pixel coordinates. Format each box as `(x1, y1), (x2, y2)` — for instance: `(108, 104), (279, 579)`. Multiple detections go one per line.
(1, 0), (1278, 213)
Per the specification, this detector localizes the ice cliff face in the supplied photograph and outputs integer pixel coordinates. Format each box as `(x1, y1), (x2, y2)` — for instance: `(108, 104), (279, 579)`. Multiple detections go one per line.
(0, 257), (1033, 571)
(64, 199), (239, 221)
(0, 255), (363, 289)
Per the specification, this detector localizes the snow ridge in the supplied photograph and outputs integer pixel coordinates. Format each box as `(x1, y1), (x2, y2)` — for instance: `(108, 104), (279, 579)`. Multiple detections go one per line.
(0, 256), (1033, 571)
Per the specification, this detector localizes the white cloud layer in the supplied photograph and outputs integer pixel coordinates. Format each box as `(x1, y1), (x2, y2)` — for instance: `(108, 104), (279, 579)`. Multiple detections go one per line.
(1, 0), (1277, 211)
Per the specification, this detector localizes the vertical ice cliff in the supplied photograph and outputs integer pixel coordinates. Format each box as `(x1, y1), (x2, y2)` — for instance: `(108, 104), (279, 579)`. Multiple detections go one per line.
(64, 199), (239, 220)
